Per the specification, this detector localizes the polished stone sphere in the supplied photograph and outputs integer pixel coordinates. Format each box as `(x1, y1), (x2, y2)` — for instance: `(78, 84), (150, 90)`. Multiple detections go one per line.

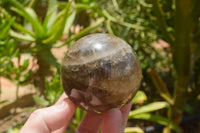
(61, 33), (142, 113)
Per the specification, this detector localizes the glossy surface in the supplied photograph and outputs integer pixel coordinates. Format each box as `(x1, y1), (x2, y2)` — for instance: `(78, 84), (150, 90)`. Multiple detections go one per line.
(61, 33), (142, 113)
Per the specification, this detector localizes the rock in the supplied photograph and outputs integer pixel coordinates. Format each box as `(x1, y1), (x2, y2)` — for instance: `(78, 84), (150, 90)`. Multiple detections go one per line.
(61, 33), (142, 113)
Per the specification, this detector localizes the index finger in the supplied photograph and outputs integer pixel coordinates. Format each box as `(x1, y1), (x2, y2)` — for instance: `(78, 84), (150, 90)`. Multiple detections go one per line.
(101, 102), (132, 133)
(55, 93), (68, 104)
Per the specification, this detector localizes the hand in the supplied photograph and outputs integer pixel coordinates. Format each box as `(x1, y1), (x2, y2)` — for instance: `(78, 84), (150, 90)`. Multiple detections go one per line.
(20, 93), (132, 133)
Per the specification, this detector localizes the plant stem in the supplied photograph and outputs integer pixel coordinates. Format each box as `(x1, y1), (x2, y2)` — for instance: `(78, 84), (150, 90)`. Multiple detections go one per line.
(14, 82), (19, 114)
(14, 55), (21, 114)
(34, 54), (51, 94)
(171, 0), (198, 124)
(172, 0), (191, 121)
(147, 69), (173, 104)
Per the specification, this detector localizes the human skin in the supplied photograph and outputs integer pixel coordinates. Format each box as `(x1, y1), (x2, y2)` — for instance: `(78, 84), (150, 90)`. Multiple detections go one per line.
(20, 93), (132, 133)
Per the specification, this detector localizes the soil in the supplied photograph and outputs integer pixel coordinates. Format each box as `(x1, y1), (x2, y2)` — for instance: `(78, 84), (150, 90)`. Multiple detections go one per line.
(0, 110), (33, 133)
(181, 117), (200, 133)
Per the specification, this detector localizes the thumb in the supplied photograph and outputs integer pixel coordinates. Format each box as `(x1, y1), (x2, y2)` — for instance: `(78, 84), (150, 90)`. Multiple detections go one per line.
(20, 98), (76, 133)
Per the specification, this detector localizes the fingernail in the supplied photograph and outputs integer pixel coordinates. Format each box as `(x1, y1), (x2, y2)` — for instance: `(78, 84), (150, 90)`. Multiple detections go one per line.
(105, 108), (122, 117)
(108, 108), (121, 113)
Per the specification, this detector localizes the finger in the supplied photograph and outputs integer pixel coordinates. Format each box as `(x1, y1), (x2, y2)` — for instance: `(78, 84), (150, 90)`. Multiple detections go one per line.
(76, 111), (104, 133)
(101, 108), (122, 133)
(52, 127), (66, 133)
(53, 93), (74, 133)
(120, 102), (132, 131)
(20, 98), (76, 133)
(55, 93), (68, 104)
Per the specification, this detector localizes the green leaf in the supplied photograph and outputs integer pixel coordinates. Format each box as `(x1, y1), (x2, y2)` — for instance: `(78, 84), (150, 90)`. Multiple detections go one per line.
(132, 90), (147, 104)
(19, 70), (32, 85)
(106, 20), (114, 34)
(74, 108), (86, 128)
(75, 108), (86, 125)
(44, 74), (63, 105)
(75, 3), (92, 10)
(43, 9), (57, 31)
(10, 30), (35, 41)
(6, 121), (25, 133)
(44, 10), (65, 36)
(19, 59), (29, 72)
(33, 95), (49, 106)
(9, 0), (45, 38)
(43, 0), (58, 30)
(124, 127), (144, 133)
(102, 10), (143, 30)
(47, 0), (57, 16)
(42, 1), (72, 44)
(25, 7), (38, 21)
(63, 10), (76, 33)
(7, 127), (20, 133)
(129, 101), (170, 117)
(0, 17), (15, 40)
(12, 22), (35, 37)
(131, 113), (168, 125)
(130, 113), (181, 133)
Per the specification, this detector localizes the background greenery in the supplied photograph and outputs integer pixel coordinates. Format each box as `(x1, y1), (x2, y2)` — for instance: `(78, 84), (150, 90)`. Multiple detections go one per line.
(0, 0), (200, 132)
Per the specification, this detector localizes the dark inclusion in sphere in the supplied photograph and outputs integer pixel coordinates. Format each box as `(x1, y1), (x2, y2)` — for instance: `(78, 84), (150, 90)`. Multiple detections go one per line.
(61, 33), (142, 113)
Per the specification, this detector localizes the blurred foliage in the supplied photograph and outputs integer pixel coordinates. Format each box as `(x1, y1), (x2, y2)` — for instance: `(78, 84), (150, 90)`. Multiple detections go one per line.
(67, 108), (86, 132)
(98, 0), (171, 72)
(6, 121), (25, 133)
(0, 0), (75, 95)
(33, 73), (63, 106)
(1, 0), (200, 133)
(0, 0), (103, 94)
(0, 8), (32, 111)
(97, 0), (200, 132)
(0, 9), (17, 78)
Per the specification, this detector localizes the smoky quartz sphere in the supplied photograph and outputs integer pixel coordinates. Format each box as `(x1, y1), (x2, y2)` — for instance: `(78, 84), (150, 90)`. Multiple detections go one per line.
(61, 33), (142, 113)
